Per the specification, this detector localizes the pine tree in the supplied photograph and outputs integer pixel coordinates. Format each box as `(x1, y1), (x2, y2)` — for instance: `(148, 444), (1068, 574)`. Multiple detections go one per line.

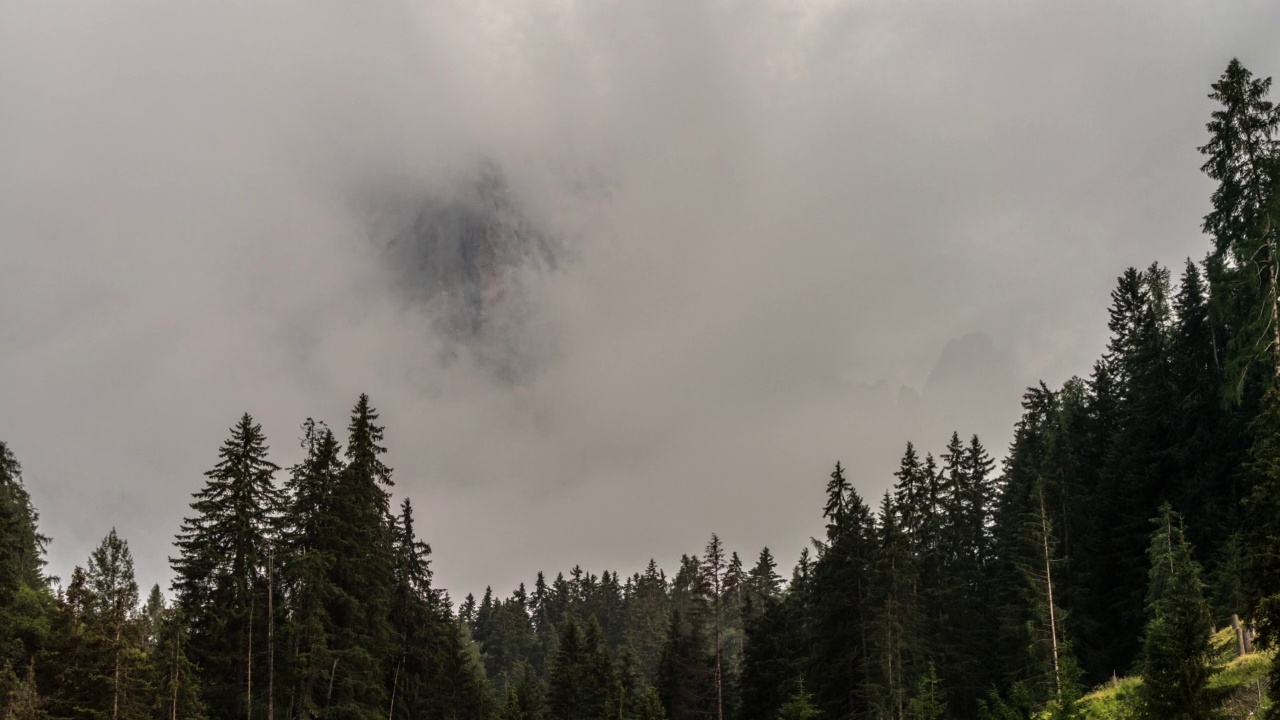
(623, 560), (670, 683)
(1200, 59), (1280, 395)
(806, 461), (876, 719)
(547, 617), (613, 720)
(746, 549), (783, 605)
(171, 414), (281, 720)
(492, 662), (544, 720)
(387, 498), (442, 720)
(702, 535), (727, 720)
(866, 491), (922, 720)
(0, 442), (46, 600)
(1137, 504), (1213, 720)
(906, 663), (945, 720)
(48, 531), (150, 720)
(740, 587), (805, 720)
(0, 441), (51, 700)
(437, 619), (492, 720)
(139, 585), (165, 653)
(1244, 385), (1280, 719)
(88, 529), (145, 720)
(659, 557), (715, 720)
(277, 419), (342, 719)
(775, 679), (819, 720)
(150, 607), (207, 720)
(320, 394), (398, 716)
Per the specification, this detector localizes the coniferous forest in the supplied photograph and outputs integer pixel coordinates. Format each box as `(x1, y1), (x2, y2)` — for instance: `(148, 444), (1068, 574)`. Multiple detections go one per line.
(5, 59), (1280, 720)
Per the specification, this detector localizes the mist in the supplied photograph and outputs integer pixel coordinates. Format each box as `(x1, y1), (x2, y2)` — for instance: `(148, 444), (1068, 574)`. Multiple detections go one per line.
(2, 0), (1277, 599)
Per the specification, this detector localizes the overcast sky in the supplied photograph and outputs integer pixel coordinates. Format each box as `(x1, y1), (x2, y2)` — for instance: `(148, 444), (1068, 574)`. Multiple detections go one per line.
(2, 0), (1279, 601)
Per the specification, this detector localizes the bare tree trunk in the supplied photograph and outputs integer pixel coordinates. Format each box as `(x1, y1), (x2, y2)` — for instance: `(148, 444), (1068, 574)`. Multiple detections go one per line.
(715, 600), (723, 720)
(326, 657), (339, 708)
(113, 613), (122, 720)
(248, 588), (255, 720)
(268, 547), (275, 720)
(1039, 488), (1063, 700)
(172, 625), (181, 720)
(388, 652), (404, 720)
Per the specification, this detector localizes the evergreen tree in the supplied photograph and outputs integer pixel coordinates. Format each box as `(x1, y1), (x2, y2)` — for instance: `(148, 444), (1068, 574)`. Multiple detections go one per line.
(806, 461), (876, 720)
(1243, 385), (1280, 719)
(546, 617), (613, 720)
(745, 549), (783, 605)
(1137, 504), (1214, 720)
(739, 590), (805, 720)
(318, 394), (399, 717)
(623, 560), (670, 683)
(88, 529), (146, 720)
(701, 535), (727, 720)
(171, 414), (281, 720)
(0, 442), (51, 702)
(387, 498), (444, 720)
(1200, 59), (1280, 395)
(775, 679), (819, 720)
(659, 557), (715, 720)
(48, 531), (149, 720)
(150, 606), (207, 720)
(906, 663), (945, 720)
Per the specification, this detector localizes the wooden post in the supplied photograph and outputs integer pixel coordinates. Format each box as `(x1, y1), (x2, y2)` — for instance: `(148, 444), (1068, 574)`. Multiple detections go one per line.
(1231, 614), (1247, 657)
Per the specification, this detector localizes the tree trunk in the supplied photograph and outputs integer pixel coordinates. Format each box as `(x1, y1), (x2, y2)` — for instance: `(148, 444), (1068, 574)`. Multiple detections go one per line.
(113, 613), (122, 720)
(715, 599), (723, 720)
(326, 657), (339, 708)
(172, 629), (180, 720)
(248, 588), (255, 720)
(268, 548), (275, 720)
(1039, 488), (1063, 699)
(388, 652), (404, 720)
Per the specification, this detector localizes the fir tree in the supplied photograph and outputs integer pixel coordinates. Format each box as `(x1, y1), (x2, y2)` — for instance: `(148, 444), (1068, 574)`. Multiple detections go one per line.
(171, 414), (281, 720)
(1136, 504), (1214, 720)
(1200, 59), (1280, 395)
(776, 679), (819, 720)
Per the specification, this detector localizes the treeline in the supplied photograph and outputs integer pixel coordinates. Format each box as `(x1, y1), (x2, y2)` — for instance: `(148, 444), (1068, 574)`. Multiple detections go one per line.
(3, 58), (1280, 720)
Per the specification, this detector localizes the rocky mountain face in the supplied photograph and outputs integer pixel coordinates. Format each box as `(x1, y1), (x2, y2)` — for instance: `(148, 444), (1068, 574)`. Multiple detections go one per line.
(377, 162), (560, 381)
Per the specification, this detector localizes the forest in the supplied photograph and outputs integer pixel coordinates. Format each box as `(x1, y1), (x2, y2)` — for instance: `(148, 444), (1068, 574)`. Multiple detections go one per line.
(2, 59), (1280, 720)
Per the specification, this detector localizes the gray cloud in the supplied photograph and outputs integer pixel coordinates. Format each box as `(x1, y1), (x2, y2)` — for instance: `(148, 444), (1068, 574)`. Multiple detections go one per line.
(1, 0), (1278, 598)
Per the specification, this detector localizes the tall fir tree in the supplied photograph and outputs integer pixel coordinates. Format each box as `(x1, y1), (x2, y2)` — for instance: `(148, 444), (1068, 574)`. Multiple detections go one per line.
(1136, 504), (1214, 720)
(171, 414), (281, 720)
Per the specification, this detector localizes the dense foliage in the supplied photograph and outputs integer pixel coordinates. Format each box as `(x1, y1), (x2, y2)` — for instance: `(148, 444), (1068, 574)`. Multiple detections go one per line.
(2, 59), (1279, 720)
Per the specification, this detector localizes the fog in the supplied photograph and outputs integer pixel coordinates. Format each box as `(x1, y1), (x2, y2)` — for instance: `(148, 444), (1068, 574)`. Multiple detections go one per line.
(1, 0), (1277, 599)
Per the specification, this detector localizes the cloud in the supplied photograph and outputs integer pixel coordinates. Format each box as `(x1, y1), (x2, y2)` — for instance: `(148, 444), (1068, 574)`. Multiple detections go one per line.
(1, 0), (1277, 597)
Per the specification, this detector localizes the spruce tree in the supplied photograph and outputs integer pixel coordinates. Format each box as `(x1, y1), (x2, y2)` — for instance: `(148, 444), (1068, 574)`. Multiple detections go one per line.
(701, 534), (727, 720)
(1137, 504), (1213, 720)
(776, 679), (819, 720)
(320, 394), (398, 716)
(0, 441), (51, 697)
(150, 607), (207, 720)
(1244, 385), (1280, 719)
(171, 413), (281, 720)
(1200, 59), (1280, 395)
(88, 529), (145, 720)
(623, 560), (670, 683)
(806, 461), (876, 719)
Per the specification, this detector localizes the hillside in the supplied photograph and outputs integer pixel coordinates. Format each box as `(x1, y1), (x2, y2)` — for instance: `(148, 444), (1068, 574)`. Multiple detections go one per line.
(1079, 627), (1273, 719)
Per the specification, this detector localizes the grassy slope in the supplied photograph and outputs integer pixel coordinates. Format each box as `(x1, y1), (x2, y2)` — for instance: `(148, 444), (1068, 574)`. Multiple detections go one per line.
(1077, 627), (1272, 719)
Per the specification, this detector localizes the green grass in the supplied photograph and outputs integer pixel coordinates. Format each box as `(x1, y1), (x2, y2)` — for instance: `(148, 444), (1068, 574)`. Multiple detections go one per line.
(1078, 676), (1141, 720)
(1075, 626), (1272, 720)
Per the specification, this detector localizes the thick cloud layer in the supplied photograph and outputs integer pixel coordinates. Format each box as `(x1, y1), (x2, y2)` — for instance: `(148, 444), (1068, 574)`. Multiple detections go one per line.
(1, 0), (1278, 598)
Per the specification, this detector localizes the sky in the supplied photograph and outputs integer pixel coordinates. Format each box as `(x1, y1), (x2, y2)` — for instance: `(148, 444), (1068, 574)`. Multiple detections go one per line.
(1, 0), (1279, 602)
